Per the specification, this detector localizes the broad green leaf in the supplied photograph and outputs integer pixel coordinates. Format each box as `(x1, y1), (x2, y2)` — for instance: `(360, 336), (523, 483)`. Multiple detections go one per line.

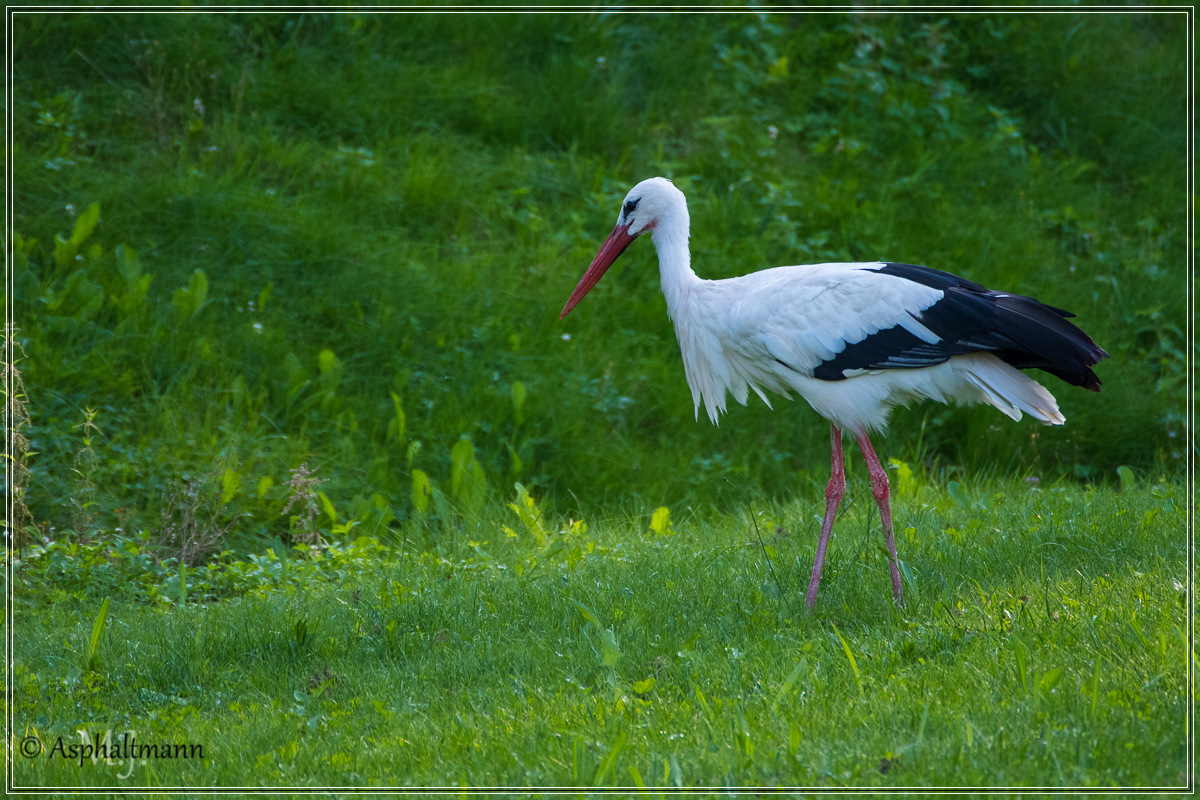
(187, 268), (208, 306)
(1117, 465), (1135, 491)
(410, 470), (431, 514)
(257, 281), (272, 312)
(631, 676), (656, 694)
(465, 459), (487, 514)
(318, 491), (337, 522)
(389, 392), (406, 444)
(450, 438), (474, 498)
(115, 244), (141, 283)
(53, 234), (73, 268)
(889, 457), (915, 498)
(318, 348), (339, 374)
(46, 270), (104, 322)
(220, 468), (239, 505)
(511, 381), (527, 424)
(599, 628), (621, 667)
(70, 202), (101, 249)
(1038, 666), (1064, 694)
(172, 269), (208, 317)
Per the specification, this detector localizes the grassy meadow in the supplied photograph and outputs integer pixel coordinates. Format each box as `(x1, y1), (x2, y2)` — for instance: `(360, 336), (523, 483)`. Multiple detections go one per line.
(8, 10), (1191, 792)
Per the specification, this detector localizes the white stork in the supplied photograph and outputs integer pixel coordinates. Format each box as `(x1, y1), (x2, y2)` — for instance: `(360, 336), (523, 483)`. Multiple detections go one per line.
(560, 177), (1108, 609)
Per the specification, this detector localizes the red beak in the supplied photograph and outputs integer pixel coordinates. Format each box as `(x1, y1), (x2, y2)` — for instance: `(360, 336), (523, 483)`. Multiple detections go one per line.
(560, 222), (638, 319)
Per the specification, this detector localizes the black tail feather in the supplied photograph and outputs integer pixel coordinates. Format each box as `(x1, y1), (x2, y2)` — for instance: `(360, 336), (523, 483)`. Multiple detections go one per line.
(877, 262), (1109, 392)
(988, 295), (1109, 392)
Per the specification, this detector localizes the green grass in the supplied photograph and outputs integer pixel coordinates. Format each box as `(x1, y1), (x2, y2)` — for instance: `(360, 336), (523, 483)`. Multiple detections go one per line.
(11, 477), (1189, 788)
(8, 9), (1191, 792)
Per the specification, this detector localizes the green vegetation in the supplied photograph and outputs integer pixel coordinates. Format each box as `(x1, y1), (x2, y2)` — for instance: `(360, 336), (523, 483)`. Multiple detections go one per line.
(9, 10), (1188, 791)
(10, 479), (1191, 788)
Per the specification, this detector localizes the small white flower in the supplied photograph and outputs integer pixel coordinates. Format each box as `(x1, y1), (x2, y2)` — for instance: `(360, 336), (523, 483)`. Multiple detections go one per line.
(253, 322), (263, 335)
(596, 56), (607, 69)
(767, 125), (778, 140)
(561, 333), (571, 341)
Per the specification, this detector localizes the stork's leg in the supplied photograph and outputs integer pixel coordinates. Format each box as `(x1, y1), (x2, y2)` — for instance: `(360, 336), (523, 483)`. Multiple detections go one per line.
(852, 431), (903, 606)
(805, 424), (845, 610)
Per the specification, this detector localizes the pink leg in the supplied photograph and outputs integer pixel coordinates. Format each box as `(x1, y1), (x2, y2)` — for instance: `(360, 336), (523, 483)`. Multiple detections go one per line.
(853, 431), (903, 606)
(806, 424), (845, 609)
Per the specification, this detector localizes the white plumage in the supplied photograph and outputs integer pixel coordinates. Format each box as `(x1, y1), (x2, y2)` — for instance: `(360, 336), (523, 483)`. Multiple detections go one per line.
(666, 262), (1065, 432)
(561, 177), (1107, 608)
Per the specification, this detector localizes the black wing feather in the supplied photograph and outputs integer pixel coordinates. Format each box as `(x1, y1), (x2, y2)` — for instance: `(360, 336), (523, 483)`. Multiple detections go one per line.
(813, 262), (1109, 390)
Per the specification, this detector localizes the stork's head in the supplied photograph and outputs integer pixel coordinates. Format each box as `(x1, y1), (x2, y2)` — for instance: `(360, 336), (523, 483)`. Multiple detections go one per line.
(560, 177), (687, 319)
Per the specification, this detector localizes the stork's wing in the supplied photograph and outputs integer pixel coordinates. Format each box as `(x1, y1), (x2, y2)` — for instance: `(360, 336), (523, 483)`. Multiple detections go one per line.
(726, 262), (1108, 391)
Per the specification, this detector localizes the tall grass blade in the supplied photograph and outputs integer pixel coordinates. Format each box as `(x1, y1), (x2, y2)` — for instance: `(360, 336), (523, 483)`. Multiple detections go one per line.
(571, 735), (590, 786)
(84, 597), (110, 673)
(568, 598), (600, 627)
(1014, 641), (1028, 693)
(692, 682), (716, 729)
(831, 624), (864, 697)
(627, 764), (659, 797)
(772, 658), (808, 713)
(591, 729), (627, 786)
(897, 559), (918, 602)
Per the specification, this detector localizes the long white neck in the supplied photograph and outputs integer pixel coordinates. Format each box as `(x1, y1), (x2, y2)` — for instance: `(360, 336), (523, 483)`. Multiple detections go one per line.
(646, 200), (726, 425)
(650, 210), (702, 321)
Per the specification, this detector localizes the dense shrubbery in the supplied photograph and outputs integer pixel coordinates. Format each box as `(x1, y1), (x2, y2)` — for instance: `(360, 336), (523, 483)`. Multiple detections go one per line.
(10, 12), (1186, 554)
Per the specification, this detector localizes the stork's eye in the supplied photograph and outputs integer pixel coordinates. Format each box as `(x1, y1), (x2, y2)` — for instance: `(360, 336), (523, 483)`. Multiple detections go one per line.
(623, 198), (640, 218)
